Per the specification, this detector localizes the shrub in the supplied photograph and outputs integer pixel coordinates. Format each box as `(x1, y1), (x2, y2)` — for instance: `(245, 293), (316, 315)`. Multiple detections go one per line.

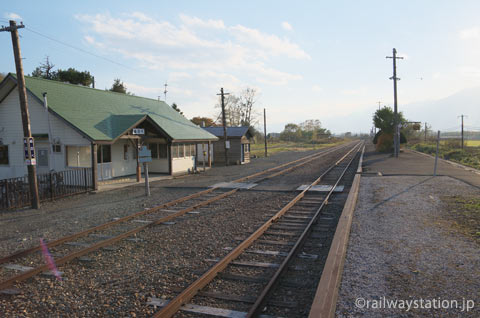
(376, 133), (393, 152)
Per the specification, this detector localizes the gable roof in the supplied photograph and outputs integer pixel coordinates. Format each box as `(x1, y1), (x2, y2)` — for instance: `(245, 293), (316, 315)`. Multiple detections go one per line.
(1, 74), (217, 142)
(202, 126), (252, 138)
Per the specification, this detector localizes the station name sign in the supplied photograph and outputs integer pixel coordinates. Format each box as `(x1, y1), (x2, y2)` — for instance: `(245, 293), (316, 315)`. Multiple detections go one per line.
(133, 128), (145, 135)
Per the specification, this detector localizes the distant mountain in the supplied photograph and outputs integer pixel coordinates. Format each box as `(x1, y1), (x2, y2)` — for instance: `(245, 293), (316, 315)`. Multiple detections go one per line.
(401, 87), (480, 132)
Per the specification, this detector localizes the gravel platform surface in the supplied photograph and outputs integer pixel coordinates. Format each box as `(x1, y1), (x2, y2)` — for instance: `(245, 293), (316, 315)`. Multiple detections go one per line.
(335, 175), (480, 318)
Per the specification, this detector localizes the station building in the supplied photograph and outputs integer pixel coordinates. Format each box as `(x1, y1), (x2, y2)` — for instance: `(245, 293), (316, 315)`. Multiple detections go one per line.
(198, 126), (253, 165)
(0, 74), (217, 182)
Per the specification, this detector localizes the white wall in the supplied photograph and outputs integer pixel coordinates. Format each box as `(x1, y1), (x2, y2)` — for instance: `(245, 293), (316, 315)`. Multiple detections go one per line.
(172, 156), (195, 175)
(148, 158), (169, 173)
(111, 140), (137, 177)
(0, 88), (90, 179)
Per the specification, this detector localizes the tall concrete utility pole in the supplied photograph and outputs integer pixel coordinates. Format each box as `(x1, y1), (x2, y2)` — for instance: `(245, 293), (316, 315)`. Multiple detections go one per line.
(217, 88), (229, 165)
(386, 48), (403, 158)
(264, 108), (268, 157)
(1, 20), (40, 208)
(458, 114), (467, 149)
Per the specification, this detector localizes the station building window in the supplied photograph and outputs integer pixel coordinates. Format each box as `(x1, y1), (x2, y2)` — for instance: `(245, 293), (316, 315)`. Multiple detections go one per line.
(66, 145), (91, 167)
(0, 145), (9, 165)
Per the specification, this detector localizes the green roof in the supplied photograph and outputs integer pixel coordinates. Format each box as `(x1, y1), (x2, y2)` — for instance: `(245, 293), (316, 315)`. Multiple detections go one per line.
(7, 75), (217, 141)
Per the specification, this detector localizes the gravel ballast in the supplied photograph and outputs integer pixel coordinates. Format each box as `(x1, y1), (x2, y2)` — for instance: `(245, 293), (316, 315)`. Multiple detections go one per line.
(0, 144), (357, 317)
(335, 175), (480, 318)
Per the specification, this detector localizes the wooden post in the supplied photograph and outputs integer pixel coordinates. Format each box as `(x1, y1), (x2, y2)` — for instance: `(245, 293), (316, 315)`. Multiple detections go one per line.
(217, 88), (229, 166)
(144, 162), (150, 196)
(202, 143), (206, 172)
(136, 139), (141, 182)
(2, 20), (40, 208)
(91, 143), (98, 190)
(264, 108), (268, 157)
(208, 141), (212, 168)
(168, 143), (173, 175)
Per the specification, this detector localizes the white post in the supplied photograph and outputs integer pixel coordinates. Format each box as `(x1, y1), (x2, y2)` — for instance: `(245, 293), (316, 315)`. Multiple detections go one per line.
(144, 162), (150, 196)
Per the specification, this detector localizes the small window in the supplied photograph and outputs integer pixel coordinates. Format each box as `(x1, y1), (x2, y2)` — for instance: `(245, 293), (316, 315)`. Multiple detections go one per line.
(52, 144), (62, 153)
(67, 145), (91, 167)
(185, 144), (191, 157)
(123, 144), (129, 160)
(148, 143), (158, 159)
(190, 144), (197, 157)
(0, 145), (9, 165)
(172, 145), (179, 158)
(97, 145), (111, 163)
(159, 144), (168, 158)
(178, 144), (184, 157)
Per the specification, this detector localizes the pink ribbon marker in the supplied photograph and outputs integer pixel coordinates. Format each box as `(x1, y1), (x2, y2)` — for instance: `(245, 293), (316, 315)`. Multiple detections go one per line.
(39, 238), (62, 281)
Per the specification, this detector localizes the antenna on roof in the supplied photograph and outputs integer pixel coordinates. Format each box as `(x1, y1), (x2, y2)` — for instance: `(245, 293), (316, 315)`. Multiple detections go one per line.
(164, 82), (168, 103)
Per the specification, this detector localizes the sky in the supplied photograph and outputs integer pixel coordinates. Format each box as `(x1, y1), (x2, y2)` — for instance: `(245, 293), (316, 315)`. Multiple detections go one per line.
(1, 1), (480, 134)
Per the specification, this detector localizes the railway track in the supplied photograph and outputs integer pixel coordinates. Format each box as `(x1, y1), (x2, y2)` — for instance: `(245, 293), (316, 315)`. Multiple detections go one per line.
(149, 142), (364, 318)
(0, 142), (359, 292)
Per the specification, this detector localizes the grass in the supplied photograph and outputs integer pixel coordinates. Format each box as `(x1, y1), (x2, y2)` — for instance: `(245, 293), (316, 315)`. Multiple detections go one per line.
(465, 140), (480, 147)
(409, 142), (480, 170)
(250, 140), (347, 158)
(443, 196), (480, 243)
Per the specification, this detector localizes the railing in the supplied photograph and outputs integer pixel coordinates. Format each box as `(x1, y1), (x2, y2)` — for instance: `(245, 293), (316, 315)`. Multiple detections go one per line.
(0, 168), (93, 210)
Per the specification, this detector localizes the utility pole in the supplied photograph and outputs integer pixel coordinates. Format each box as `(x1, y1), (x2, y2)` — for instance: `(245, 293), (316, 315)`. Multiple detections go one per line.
(424, 122), (428, 142)
(458, 115), (467, 149)
(386, 48), (403, 158)
(1, 20), (40, 208)
(217, 88), (229, 165)
(264, 108), (268, 157)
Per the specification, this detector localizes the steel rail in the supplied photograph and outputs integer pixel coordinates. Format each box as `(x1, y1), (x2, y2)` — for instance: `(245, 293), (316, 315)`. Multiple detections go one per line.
(0, 142), (351, 266)
(246, 142), (363, 317)
(152, 142), (362, 318)
(0, 143), (355, 289)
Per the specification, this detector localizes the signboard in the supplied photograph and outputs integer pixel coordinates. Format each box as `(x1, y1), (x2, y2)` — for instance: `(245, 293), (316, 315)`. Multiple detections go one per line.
(23, 137), (36, 165)
(138, 146), (152, 163)
(225, 141), (230, 149)
(133, 128), (145, 135)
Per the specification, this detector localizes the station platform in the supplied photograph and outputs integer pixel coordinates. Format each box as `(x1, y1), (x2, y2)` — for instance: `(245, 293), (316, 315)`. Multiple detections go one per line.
(333, 145), (480, 317)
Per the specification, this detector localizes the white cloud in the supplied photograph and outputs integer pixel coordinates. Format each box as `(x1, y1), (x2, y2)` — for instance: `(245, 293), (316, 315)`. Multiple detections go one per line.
(312, 85), (323, 92)
(179, 14), (225, 29)
(460, 26), (480, 39)
(4, 12), (22, 20)
(75, 12), (308, 87)
(281, 21), (293, 31)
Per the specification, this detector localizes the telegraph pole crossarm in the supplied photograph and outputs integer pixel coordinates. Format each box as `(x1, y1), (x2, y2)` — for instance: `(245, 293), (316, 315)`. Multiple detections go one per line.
(386, 48), (404, 158)
(1, 20), (40, 208)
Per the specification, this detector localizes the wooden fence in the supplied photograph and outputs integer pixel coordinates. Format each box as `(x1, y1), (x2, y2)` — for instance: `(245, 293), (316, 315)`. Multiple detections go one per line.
(0, 168), (93, 210)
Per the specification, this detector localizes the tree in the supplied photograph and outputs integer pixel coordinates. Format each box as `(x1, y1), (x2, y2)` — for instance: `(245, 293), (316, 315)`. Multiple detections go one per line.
(57, 68), (93, 86)
(31, 57), (94, 86)
(0, 73), (5, 82)
(109, 78), (128, 94)
(280, 123), (302, 142)
(191, 117), (216, 127)
(171, 103), (183, 115)
(214, 87), (259, 126)
(373, 106), (405, 134)
(31, 56), (56, 80)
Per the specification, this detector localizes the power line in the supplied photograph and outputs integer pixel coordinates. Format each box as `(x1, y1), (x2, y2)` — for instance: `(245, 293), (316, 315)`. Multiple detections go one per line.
(22, 26), (139, 72)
